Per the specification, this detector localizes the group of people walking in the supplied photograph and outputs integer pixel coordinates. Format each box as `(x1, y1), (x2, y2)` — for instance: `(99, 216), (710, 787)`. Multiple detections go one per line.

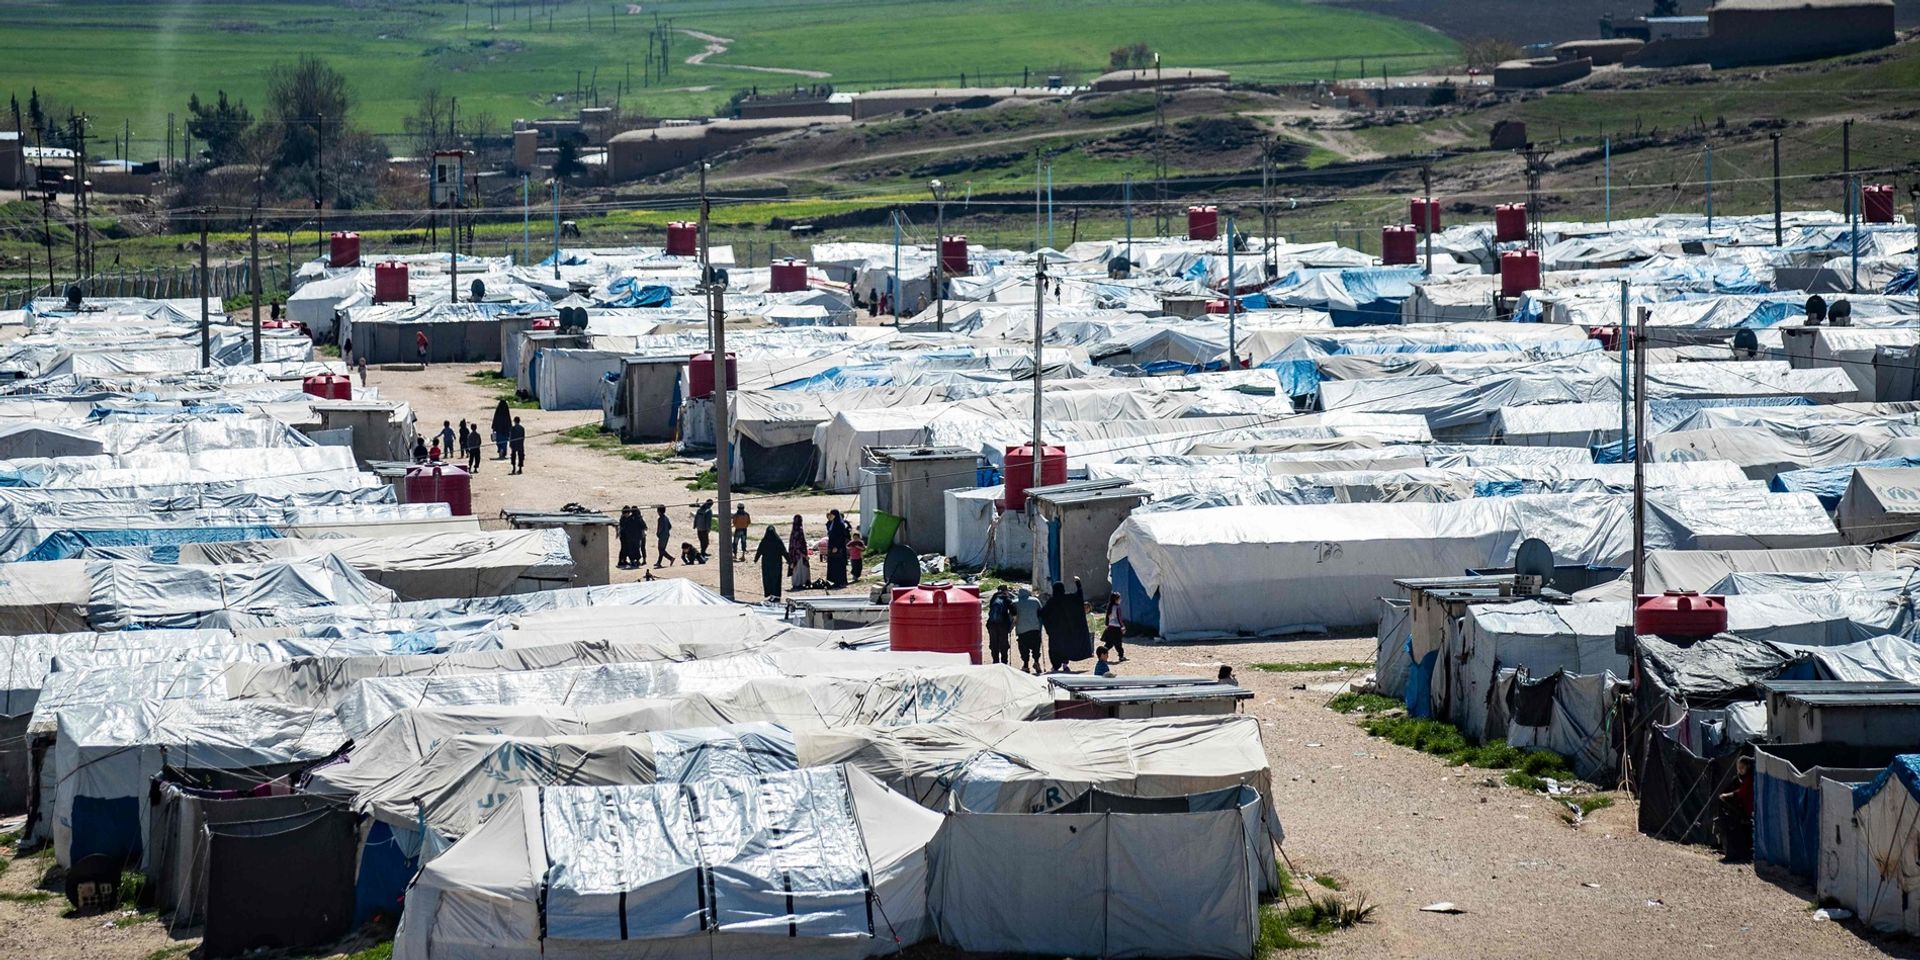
(753, 511), (865, 599)
(617, 500), (759, 570)
(411, 401), (525, 473)
(985, 578), (1126, 675)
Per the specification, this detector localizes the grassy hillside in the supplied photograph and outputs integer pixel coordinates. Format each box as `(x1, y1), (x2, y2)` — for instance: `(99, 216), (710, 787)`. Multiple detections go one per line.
(0, 0), (1455, 157)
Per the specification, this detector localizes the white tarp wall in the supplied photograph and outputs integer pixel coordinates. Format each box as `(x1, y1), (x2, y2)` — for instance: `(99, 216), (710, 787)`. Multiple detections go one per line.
(929, 788), (1263, 960)
(1819, 760), (1920, 935)
(394, 766), (941, 960)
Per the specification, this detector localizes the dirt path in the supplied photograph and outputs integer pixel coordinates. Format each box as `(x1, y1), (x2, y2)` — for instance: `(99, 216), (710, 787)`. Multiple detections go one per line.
(387, 361), (854, 603)
(714, 120), (1155, 182)
(680, 28), (831, 79)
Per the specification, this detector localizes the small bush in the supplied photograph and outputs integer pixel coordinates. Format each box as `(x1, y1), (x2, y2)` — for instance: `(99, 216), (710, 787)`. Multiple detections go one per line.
(1327, 692), (1401, 714)
(1253, 660), (1370, 673)
(1361, 716), (1576, 791)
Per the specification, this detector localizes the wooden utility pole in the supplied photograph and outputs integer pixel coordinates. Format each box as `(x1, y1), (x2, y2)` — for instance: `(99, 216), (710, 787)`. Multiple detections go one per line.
(252, 177), (264, 364)
(199, 209), (212, 368)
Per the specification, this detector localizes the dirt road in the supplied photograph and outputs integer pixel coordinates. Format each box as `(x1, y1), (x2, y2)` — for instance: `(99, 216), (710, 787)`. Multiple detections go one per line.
(679, 29), (831, 79)
(1, 364), (1911, 958)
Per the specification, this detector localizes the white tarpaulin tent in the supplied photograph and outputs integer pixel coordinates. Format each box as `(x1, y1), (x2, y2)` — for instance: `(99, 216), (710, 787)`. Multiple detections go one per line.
(1819, 757), (1920, 935)
(394, 765), (941, 960)
(1109, 491), (1838, 637)
(928, 786), (1265, 960)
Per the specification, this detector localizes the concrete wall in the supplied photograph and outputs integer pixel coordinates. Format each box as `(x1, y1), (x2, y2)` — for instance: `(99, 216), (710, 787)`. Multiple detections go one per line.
(1032, 495), (1146, 599)
(737, 99), (852, 120)
(1624, 36), (1712, 67)
(886, 453), (978, 554)
(1708, 5), (1895, 67)
(1493, 57), (1592, 89)
(0, 135), (22, 190)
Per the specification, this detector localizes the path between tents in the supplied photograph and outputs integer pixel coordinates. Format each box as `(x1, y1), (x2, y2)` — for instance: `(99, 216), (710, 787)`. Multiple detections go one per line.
(681, 29), (831, 78)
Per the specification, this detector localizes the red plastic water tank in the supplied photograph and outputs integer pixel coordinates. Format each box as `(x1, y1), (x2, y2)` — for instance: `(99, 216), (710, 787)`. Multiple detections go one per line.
(688, 351), (738, 399)
(665, 221), (698, 257)
(1495, 203), (1528, 243)
(1003, 443), (1068, 511)
(328, 231), (361, 268)
(1381, 224), (1418, 265)
(1863, 184), (1895, 224)
(404, 463), (472, 516)
(301, 374), (352, 401)
(1500, 249), (1541, 296)
(940, 236), (970, 276)
(1634, 590), (1728, 638)
(1410, 197), (1442, 234)
(890, 583), (983, 664)
(770, 258), (808, 293)
(261, 319), (296, 330)
(1204, 298), (1230, 314)
(373, 261), (409, 303)
(1186, 205), (1219, 241)
(531, 317), (559, 330)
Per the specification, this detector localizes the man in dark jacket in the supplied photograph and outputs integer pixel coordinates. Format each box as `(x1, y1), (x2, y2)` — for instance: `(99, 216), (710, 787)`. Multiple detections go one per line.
(985, 584), (1015, 666)
(692, 499), (714, 562)
(1041, 578), (1093, 673)
(508, 417), (527, 474)
(653, 505), (674, 568)
(617, 506), (647, 569)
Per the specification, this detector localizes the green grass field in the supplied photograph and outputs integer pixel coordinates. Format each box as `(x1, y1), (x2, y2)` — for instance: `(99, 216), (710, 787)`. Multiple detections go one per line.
(0, 0), (1454, 156)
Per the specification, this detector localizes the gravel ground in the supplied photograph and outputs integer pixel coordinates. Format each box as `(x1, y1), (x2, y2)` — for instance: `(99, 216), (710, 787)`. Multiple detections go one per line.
(3, 362), (1915, 959)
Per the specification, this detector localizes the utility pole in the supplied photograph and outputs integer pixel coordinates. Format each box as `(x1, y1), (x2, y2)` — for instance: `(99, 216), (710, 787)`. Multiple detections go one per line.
(1771, 133), (1783, 246)
(1421, 164), (1433, 277)
(1630, 305), (1649, 601)
(892, 209), (902, 323)
(1045, 163), (1053, 249)
(930, 179), (948, 332)
(1226, 216), (1239, 368)
(316, 112), (326, 258)
(38, 192), (54, 293)
(522, 174), (531, 264)
(1604, 137), (1612, 227)
(1617, 280), (1628, 466)
(1123, 174), (1133, 268)
(1705, 142), (1714, 230)
(199, 209), (212, 368)
(251, 176), (264, 364)
(699, 161), (734, 598)
(1152, 53), (1168, 237)
(1844, 119), (1858, 293)
(551, 179), (561, 279)
(1261, 135), (1274, 277)
(1031, 253), (1046, 583)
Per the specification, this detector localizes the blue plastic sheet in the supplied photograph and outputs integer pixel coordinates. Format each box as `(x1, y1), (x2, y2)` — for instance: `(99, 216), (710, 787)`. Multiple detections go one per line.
(19, 525), (283, 562)
(599, 277), (672, 308)
(1770, 456), (1920, 510)
(1853, 755), (1920, 810)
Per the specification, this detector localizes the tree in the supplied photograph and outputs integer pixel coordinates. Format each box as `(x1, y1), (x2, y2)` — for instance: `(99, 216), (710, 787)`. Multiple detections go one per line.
(185, 90), (254, 167)
(404, 85), (456, 157)
(1461, 36), (1523, 70)
(1108, 42), (1154, 70)
(265, 55), (352, 171)
(1649, 0), (1681, 16)
(553, 140), (585, 177)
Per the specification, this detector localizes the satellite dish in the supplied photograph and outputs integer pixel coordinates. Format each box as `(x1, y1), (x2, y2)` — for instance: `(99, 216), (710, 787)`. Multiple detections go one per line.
(1829, 298), (1853, 327)
(1805, 294), (1827, 325)
(469, 278), (487, 302)
(1732, 328), (1759, 358)
(1514, 537), (1555, 582)
(882, 541), (920, 588)
(63, 284), (82, 311)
